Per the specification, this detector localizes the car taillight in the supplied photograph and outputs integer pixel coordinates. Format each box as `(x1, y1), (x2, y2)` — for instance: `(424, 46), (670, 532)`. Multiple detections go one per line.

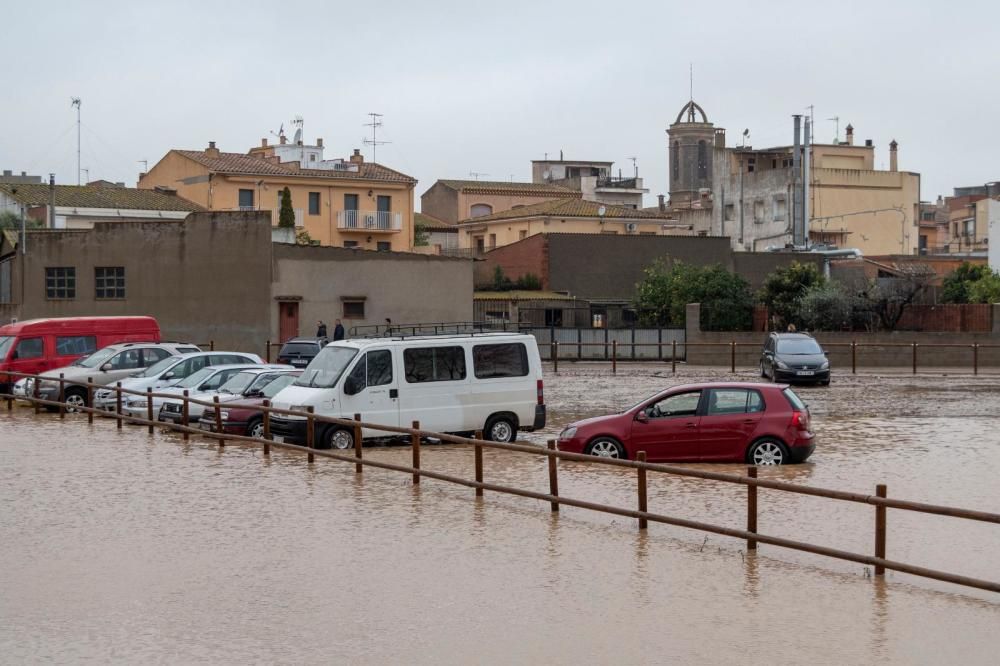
(537, 379), (544, 405)
(791, 410), (809, 429)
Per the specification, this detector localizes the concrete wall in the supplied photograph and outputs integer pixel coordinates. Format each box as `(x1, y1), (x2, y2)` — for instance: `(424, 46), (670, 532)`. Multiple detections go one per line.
(458, 214), (680, 250)
(271, 244), (473, 337)
(419, 183), (461, 224)
(0, 212), (272, 352)
(732, 252), (825, 289)
(684, 302), (1000, 368)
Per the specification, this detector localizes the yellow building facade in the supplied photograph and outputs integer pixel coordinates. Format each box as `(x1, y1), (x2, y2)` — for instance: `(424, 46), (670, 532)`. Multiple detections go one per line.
(139, 140), (417, 251)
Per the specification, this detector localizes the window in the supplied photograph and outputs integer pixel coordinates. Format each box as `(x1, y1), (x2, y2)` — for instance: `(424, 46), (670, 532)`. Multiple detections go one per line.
(346, 350), (394, 391)
(308, 192), (321, 215)
(671, 141), (679, 181)
(1, 257), (11, 304)
(404, 346), (466, 383)
(238, 189), (254, 209)
(377, 241), (391, 252)
(772, 197), (787, 222)
(344, 193), (359, 211)
(646, 391), (702, 418)
(95, 266), (125, 299)
(109, 349), (144, 370)
(747, 158), (756, 173)
(473, 343), (528, 379)
(544, 309), (563, 327)
(753, 200), (765, 223)
(142, 348), (171, 365)
(475, 237), (485, 253)
(343, 300), (365, 318)
(344, 240), (359, 248)
(14, 337), (43, 359)
(45, 267), (76, 299)
(724, 204), (735, 221)
(202, 369), (240, 391)
(377, 195), (391, 213)
(470, 203), (493, 218)
(56, 335), (96, 356)
(697, 140), (708, 178)
(519, 230), (528, 240)
(707, 389), (764, 415)
(488, 233), (496, 249)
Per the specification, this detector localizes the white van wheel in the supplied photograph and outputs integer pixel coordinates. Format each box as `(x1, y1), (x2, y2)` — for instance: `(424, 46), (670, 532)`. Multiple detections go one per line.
(485, 415), (517, 443)
(326, 428), (354, 450)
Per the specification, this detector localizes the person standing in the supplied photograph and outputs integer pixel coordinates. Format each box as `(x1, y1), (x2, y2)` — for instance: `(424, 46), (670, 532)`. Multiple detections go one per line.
(316, 320), (328, 337)
(333, 319), (345, 341)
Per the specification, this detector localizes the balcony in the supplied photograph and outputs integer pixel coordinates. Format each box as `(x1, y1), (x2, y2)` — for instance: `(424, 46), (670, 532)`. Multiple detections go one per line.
(337, 210), (402, 232)
(596, 176), (639, 189)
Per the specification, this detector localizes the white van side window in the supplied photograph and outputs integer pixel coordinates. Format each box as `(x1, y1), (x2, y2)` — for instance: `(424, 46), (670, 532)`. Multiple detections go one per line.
(348, 350), (394, 391)
(404, 346), (466, 383)
(473, 343), (529, 379)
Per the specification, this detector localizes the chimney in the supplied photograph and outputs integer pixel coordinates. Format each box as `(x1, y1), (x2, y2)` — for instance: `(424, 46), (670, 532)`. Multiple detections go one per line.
(48, 173), (56, 229)
(317, 138), (324, 148)
(2, 170), (10, 177)
(865, 139), (873, 147)
(889, 140), (898, 172)
(206, 141), (220, 158)
(714, 128), (726, 149)
(657, 194), (666, 212)
(845, 124), (854, 146)
(279, 134), (287, 145)
(261, 138), (268, 148)
(296, 140), (303, 146)
(138, 172), (147, 179)
(350, 148), (364, 164)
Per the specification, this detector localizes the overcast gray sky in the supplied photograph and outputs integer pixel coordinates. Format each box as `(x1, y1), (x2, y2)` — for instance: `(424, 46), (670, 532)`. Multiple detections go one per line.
(2, 0), (996, 206)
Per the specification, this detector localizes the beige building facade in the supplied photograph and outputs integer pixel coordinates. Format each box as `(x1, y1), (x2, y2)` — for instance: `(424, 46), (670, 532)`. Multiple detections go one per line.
(421, 180), (580, 225)
(139, 138), (417, 252)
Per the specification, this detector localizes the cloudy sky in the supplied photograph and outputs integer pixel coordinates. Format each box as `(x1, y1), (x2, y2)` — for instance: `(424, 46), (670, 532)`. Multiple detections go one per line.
(2, 0), (996, 205)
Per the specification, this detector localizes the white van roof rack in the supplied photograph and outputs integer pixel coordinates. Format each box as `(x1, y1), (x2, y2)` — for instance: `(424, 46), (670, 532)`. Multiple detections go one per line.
(349, 321), (522, 339)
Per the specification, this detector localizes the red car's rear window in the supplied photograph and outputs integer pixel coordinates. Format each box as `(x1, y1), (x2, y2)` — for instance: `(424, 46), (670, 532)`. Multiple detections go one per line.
(782, 387), (807, 411)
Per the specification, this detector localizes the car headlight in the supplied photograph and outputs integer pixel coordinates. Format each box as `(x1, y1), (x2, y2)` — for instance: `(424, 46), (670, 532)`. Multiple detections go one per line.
(559, 426), (577, 440)
(775, 360), (789, 370)
(219, 411), (230, 420)
(290, 405), (311, 413)
(820, 360), (830, 370)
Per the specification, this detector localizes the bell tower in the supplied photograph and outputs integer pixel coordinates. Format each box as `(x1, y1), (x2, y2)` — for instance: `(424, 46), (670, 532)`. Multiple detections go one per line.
(667, 100), (716, 208)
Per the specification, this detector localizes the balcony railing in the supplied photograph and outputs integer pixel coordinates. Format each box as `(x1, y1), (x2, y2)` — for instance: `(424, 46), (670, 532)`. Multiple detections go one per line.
(596, 177), (639, 189)
(337, 210), (402, 232)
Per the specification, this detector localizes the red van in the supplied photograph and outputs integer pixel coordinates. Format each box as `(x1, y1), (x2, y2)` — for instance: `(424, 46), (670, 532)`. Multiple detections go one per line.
(0, 316), (160, 393)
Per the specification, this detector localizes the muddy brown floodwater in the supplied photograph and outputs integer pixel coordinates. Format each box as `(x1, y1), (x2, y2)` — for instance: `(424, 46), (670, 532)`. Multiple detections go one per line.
(2, 366), (1000, 664)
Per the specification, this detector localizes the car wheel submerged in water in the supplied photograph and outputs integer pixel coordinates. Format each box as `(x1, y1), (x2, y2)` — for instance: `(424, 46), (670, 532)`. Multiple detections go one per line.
(246, 418), (264, 439)
(484, 414), (517, 443)
(747, 438), (790, 465)
(324, 427), (354, 450)
(586, 437), (626, 459)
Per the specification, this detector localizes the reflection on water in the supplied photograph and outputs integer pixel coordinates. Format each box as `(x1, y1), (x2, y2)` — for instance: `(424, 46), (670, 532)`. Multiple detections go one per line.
(2, 369), (1000, 663)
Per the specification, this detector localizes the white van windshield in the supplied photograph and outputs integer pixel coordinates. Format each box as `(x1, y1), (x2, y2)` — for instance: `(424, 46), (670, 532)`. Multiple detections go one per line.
(295, 347), (358, 388)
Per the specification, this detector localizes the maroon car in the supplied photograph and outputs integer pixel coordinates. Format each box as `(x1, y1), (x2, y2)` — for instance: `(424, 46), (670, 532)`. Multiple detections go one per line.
(557, 382), (815, 465)
(197, 372), (300, 438)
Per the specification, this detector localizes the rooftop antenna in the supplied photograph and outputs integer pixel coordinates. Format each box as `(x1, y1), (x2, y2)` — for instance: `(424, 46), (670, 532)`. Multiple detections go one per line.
(80, 167), (89, 183)
(270, 123), (286, 141)
(291, 115), (304, 144)
(629, 156), (638, 178)
(741, 128), (750, 148)
(469, 171), (489, 181)
(70, 97), (81, 185)
(689, 63), (694, 101)
(363, 112), (390, 162)
(138, 160), (148, 173)
(827, 116), (840, 144)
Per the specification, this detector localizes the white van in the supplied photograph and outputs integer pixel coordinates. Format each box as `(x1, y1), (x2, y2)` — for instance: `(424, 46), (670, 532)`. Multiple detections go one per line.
(268, 333), (545, 449)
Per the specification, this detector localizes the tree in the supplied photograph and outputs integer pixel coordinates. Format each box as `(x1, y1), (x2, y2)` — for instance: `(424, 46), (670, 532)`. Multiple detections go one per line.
(941, 262), (992, 303)
(413, 218), (429, 246)
(278, 187), (295, 228)
(634, 260), (753, 330)
(797, 282), (859, 331)
(967, 271), (1000, 304)
(860, 265), (935, 331)
(0, 211), (42, 230)
(759, 261), (825, 329)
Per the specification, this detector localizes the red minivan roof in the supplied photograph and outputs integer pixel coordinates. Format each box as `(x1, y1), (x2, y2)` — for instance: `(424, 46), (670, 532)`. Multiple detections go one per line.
(0, 316), (159, 336)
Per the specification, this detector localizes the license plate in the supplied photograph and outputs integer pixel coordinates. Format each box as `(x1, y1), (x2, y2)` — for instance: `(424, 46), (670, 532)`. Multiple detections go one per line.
(291, 360), (307, 366)
(796, 370), (815, 376)
(272, 435), (285, 443)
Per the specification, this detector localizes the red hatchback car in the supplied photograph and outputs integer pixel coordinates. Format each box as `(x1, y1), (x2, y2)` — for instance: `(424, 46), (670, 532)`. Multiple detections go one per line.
(558, 382), (815, 465)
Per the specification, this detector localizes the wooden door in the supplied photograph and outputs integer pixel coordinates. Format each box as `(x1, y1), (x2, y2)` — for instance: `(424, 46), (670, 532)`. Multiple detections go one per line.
(279, 302), (299, 342)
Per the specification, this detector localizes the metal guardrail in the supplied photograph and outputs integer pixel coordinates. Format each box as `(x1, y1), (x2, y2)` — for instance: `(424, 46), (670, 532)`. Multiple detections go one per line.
(4, 370), (1000, 595)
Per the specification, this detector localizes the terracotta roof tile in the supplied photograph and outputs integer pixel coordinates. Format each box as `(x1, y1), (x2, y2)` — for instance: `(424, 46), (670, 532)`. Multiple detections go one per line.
(435, 179), (580, 197)
(415, 212), (454, 230)
(0, 183), (204, 211)
(175, 150), (416, 184)
(458, 198), (674, 224)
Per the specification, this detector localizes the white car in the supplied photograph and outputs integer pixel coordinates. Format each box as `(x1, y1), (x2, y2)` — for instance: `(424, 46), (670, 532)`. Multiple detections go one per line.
(93, 351), (263, 413)
(157, 366), (296, 424)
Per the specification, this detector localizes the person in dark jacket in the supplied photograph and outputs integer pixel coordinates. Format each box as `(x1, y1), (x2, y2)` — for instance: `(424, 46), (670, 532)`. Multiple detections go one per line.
(316, 320), (328, 337)
(333, 319), (345, 341)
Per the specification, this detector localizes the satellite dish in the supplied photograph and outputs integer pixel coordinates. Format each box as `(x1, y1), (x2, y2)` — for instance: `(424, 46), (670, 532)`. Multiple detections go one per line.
(598, 206), (607, 217)
(292, 128), (302, 144)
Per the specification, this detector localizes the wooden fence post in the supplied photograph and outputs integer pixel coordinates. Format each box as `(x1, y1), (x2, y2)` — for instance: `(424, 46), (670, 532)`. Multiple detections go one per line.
(875, 484), (887, 576)
(474, 429), (484, 497)
(547, 440), (559, 512)
(262, 399), (271, 456)
(411, 420), (421, 485)
(306, 406), (315, 463)
(637, 451), (648, 529)
(265, 339), (271, 363)
(353, 412), (363, 474)
(973, 343), (979, 376)
(730, 341), (736, 373)
(86, 377), (94, 425)
(214, 395), (223, 447)
(851, 341), (857, 374)
(210, 340), (215, 351)
(147, 387), (154, 435)
(58, 373), (65, 419)
(612, 339), (617, 374)
(912, 343), (918, 375)
(747, 466), (758, 550)
(672, 339), (677, 374)
(115, 382), (122, 429)
(182, 389), (190, 440)
(552, 341), (559, 373)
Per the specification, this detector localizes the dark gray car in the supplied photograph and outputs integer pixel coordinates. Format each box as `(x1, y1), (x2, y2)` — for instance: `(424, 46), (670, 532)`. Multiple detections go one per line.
(760, 333), (830, 386)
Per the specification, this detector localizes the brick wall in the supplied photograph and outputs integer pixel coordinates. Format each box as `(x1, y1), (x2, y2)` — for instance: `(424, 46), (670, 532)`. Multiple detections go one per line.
(896, 304), (991, 332)
(474, 234), (548, 289)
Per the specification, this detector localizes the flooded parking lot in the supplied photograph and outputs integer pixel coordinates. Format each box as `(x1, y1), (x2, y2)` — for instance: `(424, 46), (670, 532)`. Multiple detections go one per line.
(2, 366), (1000, 664)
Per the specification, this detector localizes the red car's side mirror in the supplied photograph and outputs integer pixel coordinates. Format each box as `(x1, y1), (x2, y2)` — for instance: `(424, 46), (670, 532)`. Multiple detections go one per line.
(635, 411), (649, 423)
